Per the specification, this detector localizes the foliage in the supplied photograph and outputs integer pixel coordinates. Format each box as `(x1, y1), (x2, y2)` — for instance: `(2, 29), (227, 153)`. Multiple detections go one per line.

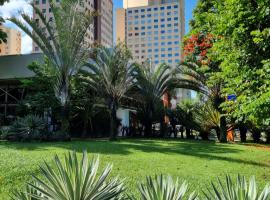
(81, 44), (135, 139)
(133, 61), (173, 136)
(136, 175), (196, 200)
(204, 175), (270, 200)
(5, 115), (46, 141)
(12, 151), (126, 200)
(18, 59), (59, 116)
(0, 0), (8, 43)
(9, 0), (95, 132)
(190, 0), (270, 132)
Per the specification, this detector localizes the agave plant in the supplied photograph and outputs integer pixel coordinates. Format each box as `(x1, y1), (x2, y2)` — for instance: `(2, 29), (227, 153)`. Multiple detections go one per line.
(137, 175), (196, 200)
(204, 175), (270, 200)
(12, 151), (126, 200)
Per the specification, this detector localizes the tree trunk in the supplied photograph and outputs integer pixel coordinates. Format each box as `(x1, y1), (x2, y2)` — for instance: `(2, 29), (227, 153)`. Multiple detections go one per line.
(239, 125), (247, 142)
(266, 131), (270, 144)
(109, 101), (117, 140)
(252, 128), (261, 143)
(186, 128), (191, 139)
(215, 127), (221, 141)
(219, 116), (227, 143)
(144, 120), (152, 137)
(81, 118), (88, 138)
(60, 104), (69, 133)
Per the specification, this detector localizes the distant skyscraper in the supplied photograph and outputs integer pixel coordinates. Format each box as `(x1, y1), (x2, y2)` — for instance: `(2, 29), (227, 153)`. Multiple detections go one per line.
(116, 0), (190, 100)
(32, 0), (113, 53)
(0, 26), (21, 56)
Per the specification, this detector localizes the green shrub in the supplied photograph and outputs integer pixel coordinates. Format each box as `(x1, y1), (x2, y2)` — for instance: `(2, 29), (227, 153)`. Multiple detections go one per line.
(136, 175), (196, 200)
(12, 151), (126, 200)
(204, 175), (270, 200)
(5, 115), (46, 141)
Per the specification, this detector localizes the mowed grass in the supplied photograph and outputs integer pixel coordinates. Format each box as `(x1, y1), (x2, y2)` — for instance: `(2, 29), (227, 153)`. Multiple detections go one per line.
(1, 139), (270, 199)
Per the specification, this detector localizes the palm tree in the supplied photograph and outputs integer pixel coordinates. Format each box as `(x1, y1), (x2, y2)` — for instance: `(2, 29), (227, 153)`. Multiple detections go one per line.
(174, 62), (227, 142)
(134, 61), (173, 137)
(9, 0), (95, 132)
(81, 44), (135, 139)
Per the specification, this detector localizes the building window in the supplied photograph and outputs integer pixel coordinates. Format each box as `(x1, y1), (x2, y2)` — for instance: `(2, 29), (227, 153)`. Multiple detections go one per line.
(161, 30), (165, 34)
(160, 7), (164, 10)
(35, 0), (39, 4)
(147, 8), (151, 11)
(167, 24), (172, 27)
(141, 32), (145, 36)
(175, 53), (180, 56)
(147, 14), (151, 17)
(161, 54), (165, 58)
(128, 10), (132, 14)
(154, 25), (158, 28)
(35, 46), (39, 51)
(168, 54), (172, 57)
(161, 19), (165, 22)
(167, 6), (172, 9)
(141, 9), (145, 12)
(154, 19), (158, 23)
(42, 9), (46, 13)
(174, 5), (178, 9)
(174, 41), (180, 45)
(154, 7), (158, 11)
(174, 17), (178, 21)
(134, 10), (138, 13)
(174, 29), (179, 33)
(42, 0), (46, 4)
(141, 26), (145, 30)
(148, 49), (152, 52)
(154, 54), (159, 58)
(167, 18), (171, 21)
(141, 15), (145, 18)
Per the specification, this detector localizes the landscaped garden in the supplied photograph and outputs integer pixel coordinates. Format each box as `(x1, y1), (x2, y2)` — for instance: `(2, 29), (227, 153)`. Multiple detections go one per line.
(0, 0), (270, 199)
(1, 139), (270, 199)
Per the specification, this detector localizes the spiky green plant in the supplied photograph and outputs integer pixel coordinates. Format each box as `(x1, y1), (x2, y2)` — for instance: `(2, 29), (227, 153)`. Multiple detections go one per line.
(12, 151), (126, 200)
(204, 175), (270, 200)
(137, 175), (196, 200)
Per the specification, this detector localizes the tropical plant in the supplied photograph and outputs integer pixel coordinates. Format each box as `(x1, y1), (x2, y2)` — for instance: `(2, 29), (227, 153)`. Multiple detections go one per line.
(174, 61), (226, 142)
(136, 175), (196, 200)
(204, 175), (270, 200)
(9, 0), (95, 132)
(5, 115), (46, 141)
(81, 44), (135, 139)
(193, 101), (221, 140)
(133, 61), (173, 136)
(0, 0), (8, 43)
(12, 151), (126, 200)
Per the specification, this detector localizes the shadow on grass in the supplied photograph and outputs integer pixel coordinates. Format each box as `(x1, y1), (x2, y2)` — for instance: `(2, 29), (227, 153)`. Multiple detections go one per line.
(0, 139), (269, 168)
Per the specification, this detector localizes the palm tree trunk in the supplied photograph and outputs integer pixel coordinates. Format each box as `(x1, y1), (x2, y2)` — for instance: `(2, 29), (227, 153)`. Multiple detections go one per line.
(60, 104), (69, 133)
(109, 100), (117, 140)
(82, 118), (88, 138)
(219, 116), (227, 143)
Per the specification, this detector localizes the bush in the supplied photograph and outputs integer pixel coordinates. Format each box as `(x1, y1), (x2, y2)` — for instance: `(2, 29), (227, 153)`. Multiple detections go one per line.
(136, 175), (196, 200)
(12, 151), (126, 200)
(204, 175), (270, 200)
(3, 115), (46, 141)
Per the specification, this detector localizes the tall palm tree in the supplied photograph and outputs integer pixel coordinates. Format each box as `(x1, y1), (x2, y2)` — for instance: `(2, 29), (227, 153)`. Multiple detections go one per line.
(134, 61), (173, 137)
(81, 45), (135, 139)
(9, 0), (95, 132)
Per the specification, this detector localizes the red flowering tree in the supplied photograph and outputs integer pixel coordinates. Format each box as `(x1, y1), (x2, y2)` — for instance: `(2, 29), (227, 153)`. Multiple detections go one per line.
(183, 32), (214, 65)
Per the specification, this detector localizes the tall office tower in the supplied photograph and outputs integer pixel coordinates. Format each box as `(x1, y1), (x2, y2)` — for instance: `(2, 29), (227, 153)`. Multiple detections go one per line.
(32, 0), (113, 53)
(116, 0), (190, 100)
(0, 26), (21, 56)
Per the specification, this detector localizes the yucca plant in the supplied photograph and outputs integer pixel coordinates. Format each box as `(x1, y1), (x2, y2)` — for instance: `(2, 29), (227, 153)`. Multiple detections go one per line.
(137, 175), (196, 200)
(12, 151), (126, 200)
(204, 175), (270, 200)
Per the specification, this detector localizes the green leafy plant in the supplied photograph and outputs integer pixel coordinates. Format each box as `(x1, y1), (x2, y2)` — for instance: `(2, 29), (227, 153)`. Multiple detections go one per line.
(137, 175), (196, 200)
(205, 175), (270, 200)
(12, 151), (126, 200)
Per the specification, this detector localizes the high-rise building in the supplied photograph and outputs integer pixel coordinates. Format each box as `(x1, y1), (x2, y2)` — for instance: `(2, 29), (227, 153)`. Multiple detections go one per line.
(0, 26), (21, 56)
(116, 0), (184, 66)
(32, 0), (113, 53)
(116, 0), (190, 100)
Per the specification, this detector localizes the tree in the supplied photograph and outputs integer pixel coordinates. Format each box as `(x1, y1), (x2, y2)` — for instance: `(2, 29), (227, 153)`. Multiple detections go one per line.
(0, 0), (8, 43)
(82, 44), (135, 139)
(189, 0), (270, 142)
(133, 61), (173, 137)
(9, 0), (95, 132)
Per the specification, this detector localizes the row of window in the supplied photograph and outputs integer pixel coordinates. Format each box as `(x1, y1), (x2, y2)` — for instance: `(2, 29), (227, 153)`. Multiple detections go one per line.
(127, 4), (178, 14)
(129, 29), (179, 37)
(134, 51), (180, 57)
(130, 11), (178, 19)
(128, 17), (179, 25)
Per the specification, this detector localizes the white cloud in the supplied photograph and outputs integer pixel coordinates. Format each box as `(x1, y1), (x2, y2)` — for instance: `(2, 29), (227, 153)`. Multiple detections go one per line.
(0, 0), (32, 19)
(21, 33), (32, 54)
(0, 0), (33, 54)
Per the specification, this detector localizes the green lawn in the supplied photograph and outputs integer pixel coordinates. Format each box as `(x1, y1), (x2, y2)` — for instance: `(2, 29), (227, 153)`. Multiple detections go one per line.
(0, 139), (270, 199)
